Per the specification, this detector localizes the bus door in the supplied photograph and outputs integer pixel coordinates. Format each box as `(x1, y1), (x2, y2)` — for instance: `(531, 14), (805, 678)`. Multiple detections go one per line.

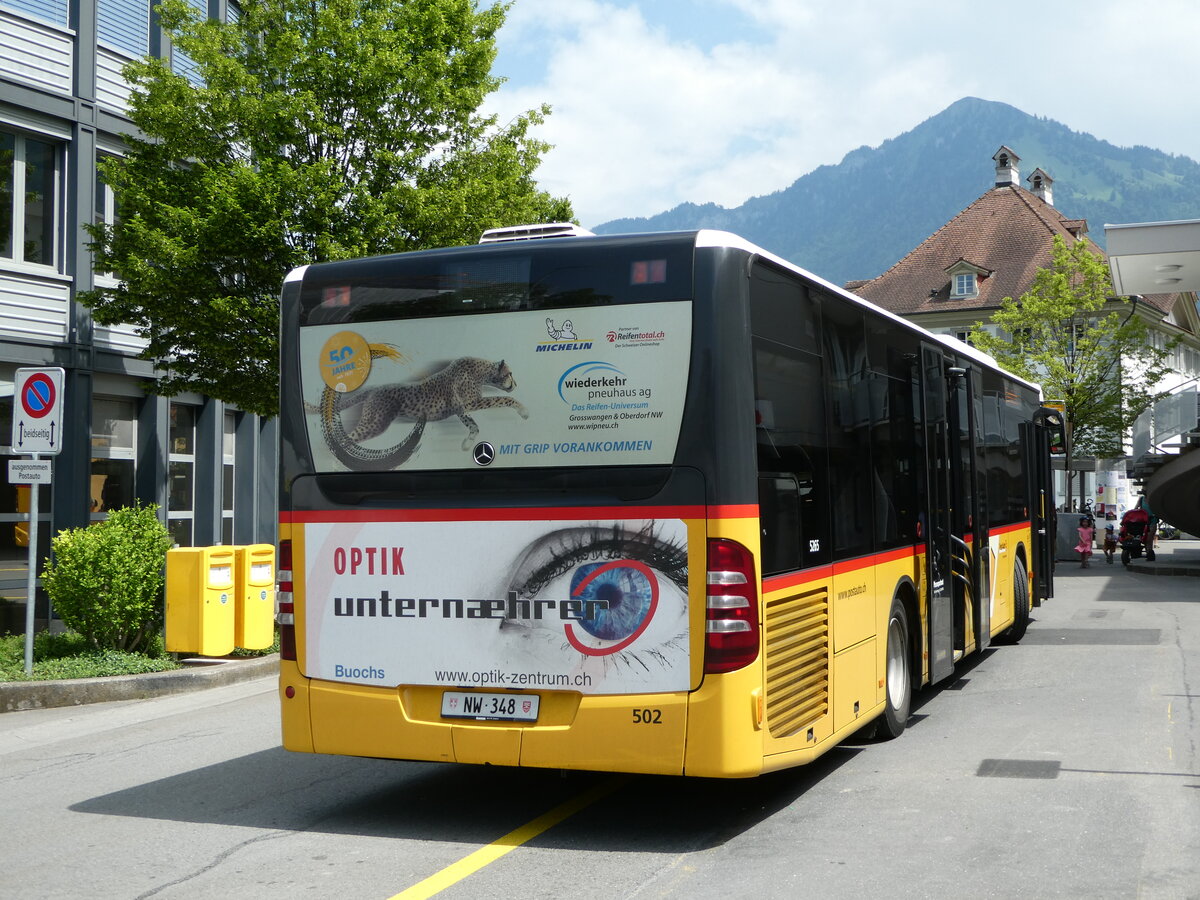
(948, 365), (988, 655)
(920, 345), (955, 684)
(1023, 409), (1062, 604)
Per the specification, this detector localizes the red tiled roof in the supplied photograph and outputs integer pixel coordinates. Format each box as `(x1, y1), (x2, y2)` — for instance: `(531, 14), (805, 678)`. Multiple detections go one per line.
(849, 185), (1104, 315)
(1136, 292), (1179, 316)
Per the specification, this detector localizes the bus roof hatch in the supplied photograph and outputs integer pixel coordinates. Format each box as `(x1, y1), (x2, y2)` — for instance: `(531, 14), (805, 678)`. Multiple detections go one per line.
(478, 223), (595, 243)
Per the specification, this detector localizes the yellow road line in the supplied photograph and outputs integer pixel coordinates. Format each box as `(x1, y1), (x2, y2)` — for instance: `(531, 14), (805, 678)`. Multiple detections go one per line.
(389, 775), (628, 900)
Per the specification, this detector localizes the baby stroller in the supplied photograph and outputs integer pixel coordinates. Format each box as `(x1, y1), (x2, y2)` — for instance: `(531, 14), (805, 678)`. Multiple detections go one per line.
(1119, 518), (1147, 567)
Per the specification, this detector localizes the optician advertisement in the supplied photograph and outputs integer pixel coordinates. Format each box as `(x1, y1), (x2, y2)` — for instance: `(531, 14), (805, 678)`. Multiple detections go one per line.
(298, 301), (692, 471)
(303, 516), (693, 695)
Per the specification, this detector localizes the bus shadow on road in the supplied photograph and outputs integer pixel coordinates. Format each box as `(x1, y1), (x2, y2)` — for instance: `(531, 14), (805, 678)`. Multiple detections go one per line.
(838, 644), (1003, 745)
(69, 744), (861, 850)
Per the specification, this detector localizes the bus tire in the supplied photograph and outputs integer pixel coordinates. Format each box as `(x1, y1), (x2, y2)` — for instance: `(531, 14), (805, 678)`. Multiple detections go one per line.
(999, 558), (1030, 643)
(874, 596), (912, 740)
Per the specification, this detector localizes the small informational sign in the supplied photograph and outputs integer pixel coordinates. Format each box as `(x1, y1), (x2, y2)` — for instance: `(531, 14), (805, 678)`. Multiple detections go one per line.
(12, 367), (66, 456)
(7, 460), (51, 484)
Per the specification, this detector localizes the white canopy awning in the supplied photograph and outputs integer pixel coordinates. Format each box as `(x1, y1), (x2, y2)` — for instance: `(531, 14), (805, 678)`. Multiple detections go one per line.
(1105, 218), (1200, 295)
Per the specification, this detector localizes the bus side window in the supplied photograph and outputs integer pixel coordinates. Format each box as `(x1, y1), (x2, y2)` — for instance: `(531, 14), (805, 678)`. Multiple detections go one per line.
(753, 341), (831, 570)
(758, 474), (801, 575)
(822, 299), (872, 560)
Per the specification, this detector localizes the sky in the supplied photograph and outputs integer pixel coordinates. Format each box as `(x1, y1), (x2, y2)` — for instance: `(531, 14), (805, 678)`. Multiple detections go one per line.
(488, 0), (1200, 229)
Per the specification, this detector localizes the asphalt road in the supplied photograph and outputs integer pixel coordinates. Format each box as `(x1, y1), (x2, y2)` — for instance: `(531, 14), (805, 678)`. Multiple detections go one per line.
(2, 561), (1197, 900)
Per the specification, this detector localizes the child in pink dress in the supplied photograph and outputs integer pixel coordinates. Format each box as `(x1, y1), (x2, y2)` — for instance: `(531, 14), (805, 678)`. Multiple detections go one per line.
(1075, 517), (1095, 568)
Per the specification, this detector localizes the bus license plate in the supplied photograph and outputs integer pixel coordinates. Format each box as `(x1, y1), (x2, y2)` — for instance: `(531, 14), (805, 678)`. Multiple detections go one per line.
(441, 691), (540, 722)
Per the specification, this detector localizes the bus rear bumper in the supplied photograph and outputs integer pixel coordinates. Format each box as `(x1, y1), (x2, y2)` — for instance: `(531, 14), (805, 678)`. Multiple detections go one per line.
(282, 661), (697, 775)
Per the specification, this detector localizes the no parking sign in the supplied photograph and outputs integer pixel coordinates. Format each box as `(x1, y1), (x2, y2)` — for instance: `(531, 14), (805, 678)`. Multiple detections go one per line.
(11, 367), (65, 455)
(11, 366), (65, 673)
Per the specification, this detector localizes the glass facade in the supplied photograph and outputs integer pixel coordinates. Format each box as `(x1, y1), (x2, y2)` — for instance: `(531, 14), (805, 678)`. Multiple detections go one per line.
(222, 411), (235, 544)
(168, 403), (196, 546)
(91, 397), (137, 515)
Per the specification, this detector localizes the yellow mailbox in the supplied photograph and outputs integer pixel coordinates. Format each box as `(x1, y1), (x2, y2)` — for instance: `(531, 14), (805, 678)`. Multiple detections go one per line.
(235, 544), (276, 650)
(165, 546), (236, 656)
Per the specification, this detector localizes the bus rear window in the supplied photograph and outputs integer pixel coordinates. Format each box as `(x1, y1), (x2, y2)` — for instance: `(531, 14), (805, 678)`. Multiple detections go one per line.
(297, 236), (693, 326)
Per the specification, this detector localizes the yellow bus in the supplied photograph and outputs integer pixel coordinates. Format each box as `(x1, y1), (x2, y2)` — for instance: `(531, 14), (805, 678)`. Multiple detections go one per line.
(275, 226), (1059, 777)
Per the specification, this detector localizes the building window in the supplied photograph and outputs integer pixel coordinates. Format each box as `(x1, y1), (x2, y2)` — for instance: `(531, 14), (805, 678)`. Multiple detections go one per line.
(97, 0), (151, 57)
(91, 398), (137, 516)
(953, 273), (977, 297)
(168, 403), (196, 546)
(0, 0), (68, 26)
(94, 153), (122, 279)
(0, 130), (59, 268)
(954, 329), (974, 347)
(222, 411), (236, 545)
(95, 155), (120, 229)
(171, 0), (208, 85)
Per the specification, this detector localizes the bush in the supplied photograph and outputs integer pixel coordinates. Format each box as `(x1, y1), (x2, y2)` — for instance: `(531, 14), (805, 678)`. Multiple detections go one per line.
(41, 503), (173, 653)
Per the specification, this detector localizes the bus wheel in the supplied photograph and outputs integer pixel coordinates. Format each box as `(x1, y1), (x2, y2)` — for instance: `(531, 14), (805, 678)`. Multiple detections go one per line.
(874, 597), (911, 740)
(999, 558), (1030, 643)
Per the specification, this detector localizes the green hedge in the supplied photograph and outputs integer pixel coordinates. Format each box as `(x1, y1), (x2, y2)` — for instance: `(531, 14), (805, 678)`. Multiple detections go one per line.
(41, 503), (173, 653)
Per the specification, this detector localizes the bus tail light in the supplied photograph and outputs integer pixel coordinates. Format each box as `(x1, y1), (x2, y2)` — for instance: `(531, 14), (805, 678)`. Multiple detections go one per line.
(704, 538), (760, 674)
(276, 539), (296, 661)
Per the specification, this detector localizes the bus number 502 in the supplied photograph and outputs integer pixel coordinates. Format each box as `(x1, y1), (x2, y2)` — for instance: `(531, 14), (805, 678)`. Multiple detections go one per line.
(633, 708), (663, 724)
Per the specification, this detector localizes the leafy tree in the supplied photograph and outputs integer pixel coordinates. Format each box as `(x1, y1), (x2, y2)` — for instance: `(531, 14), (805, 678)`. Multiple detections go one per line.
(82, 0), (572, 416)
(970, 235), (1175, 509)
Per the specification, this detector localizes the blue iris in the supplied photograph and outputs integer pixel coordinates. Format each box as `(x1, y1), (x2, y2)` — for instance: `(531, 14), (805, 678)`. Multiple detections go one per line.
(570, 563), (653, 641)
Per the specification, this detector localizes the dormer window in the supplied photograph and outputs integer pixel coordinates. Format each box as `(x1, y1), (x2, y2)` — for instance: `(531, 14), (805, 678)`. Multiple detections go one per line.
(945, 259), (990, 300)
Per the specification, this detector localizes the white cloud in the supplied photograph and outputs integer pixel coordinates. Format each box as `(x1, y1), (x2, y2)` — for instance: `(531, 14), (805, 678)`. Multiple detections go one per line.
(489, 0), (1200, 227)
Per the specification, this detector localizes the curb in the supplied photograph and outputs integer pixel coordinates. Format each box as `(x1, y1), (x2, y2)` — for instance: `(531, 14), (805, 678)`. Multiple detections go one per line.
(0, 654), (279, 713)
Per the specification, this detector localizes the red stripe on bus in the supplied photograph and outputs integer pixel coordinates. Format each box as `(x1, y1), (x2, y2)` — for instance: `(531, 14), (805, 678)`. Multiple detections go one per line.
(763, 545), (919, 591)
(832, 545), (918, 575)
(761, 522), (1033, 593)
(990, 520), (1032, 537)
(280, 503), (760, 524)
(281, 505), (704, 524)
(763, 566), (834, 591)
(707, 504), (759, 519)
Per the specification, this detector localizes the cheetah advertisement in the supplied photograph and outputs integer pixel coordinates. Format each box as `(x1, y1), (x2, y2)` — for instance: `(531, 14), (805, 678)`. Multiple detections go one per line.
(298, 301), (692, 471)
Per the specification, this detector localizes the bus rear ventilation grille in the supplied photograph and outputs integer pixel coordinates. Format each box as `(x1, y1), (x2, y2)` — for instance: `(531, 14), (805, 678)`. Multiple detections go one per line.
(764, 588), (830, 738)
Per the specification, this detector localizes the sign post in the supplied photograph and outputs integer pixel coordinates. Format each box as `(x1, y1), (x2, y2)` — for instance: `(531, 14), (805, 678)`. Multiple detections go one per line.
(11, 367), (65, 674)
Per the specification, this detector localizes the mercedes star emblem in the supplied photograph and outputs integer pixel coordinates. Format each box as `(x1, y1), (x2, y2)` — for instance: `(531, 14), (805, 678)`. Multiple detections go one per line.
(472, 442), (496, 466)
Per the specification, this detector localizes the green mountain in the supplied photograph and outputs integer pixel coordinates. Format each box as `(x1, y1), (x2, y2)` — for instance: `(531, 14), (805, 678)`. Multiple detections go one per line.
(593, 97), (1200, 286)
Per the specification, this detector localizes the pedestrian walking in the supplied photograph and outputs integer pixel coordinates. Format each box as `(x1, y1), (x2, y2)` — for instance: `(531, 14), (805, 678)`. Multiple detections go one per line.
(1076, 516), (1095, 568)
(1102, 523), (1118, 564)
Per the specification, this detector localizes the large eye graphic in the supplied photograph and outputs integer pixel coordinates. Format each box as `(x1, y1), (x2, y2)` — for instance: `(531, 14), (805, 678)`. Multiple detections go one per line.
(505, 524), (689, 670)
(565, 560), (658, 654)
